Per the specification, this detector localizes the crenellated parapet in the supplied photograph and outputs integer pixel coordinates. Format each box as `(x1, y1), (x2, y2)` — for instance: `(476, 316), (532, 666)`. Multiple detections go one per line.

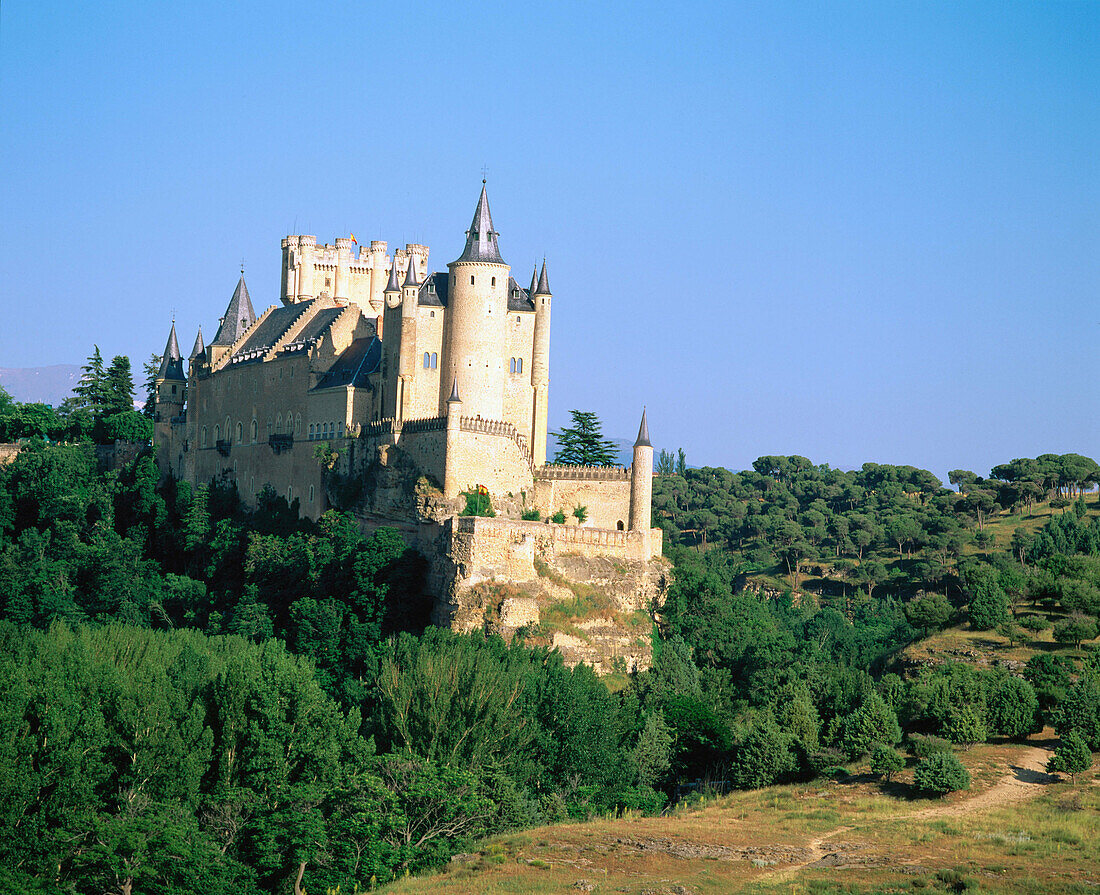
(535, 464), (631, 482)
(460, 416), (530, 458)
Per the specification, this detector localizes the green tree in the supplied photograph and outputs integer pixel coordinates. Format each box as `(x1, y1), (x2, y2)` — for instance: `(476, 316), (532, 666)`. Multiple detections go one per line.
(73, 345), (109, 418)
(1053, 613), (1098, 649)
(552, 410), (618, 466)
(141, 352), (160, 418)
(632, 712), (673, 788)
(869, 743), (905, 782)
(913, 752), (971, 796)
(841, 691), (901, 759)
(988, 676), (1039, 740)
(944, 704), (988, 748)
(731, 713), (794, 789)
(100, 410), (154, 442)
(1046, 729), (1092, 784)
(905, 591), (952, 636)
(104, 355), (135, 414)
(965, 565), (1010, 630)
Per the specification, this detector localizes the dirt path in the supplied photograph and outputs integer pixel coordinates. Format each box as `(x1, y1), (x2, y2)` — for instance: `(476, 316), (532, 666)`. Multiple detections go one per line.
(764, 744), (1055, 884)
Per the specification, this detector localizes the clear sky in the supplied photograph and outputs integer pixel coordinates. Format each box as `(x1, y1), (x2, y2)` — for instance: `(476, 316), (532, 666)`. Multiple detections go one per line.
(1, 1), (1097, 482)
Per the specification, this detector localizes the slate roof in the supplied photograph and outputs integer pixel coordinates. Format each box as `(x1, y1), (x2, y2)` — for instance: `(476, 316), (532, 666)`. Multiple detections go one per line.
(507, 276), (535, 312)
(230, 304), (311, 364)
(535, 260), (551, 295)
(212, 276), (257, 346)
(634, 408), (651, 448)
(158, 323), (186, 381)
(404, 253), (420, 288)
(453, 184), (505, 264)
(312, 337), (381, 391)
(418, 272), (448, 308)
(189, 326), (205, 359)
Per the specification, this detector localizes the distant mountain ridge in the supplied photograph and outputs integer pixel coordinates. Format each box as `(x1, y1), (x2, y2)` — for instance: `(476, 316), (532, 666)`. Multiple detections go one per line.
(0, 365), (81, 407)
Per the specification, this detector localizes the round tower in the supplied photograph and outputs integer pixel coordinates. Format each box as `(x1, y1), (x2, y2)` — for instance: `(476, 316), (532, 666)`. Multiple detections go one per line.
(397, 254), (420, 421)
(368, 241), (388, 317)
(444, 378), (463, 499)
(153, 322), (186, 476)
(530, 260), (552, 466)
(334, 237), (354, 302)
(628, 408), (653, 532)
(441, 183), (511, 421)
(380, 253), (403, 419)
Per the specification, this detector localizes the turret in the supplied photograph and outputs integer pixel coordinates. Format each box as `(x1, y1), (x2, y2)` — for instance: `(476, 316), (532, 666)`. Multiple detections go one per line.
(189, 326), (205, 361)
(530, 260), (552, 465)
(444, 378), (463, 499)
(628, 408), (653, 532)
(153, 322), (186, 474)
(397, 254), (420, 420)
(333, 237), (354, 301)
(368, 241), (388, 317)
(441, 183), (511, 420)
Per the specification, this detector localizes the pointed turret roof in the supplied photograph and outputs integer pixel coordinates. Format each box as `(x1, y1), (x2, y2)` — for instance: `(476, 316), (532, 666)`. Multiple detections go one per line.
(453, 183), (505, 264)
(384, 256), (402, 293)
(211, 275), (257, 346)
(404, 252), (420, 288)
(535, 260), (551, 295)
(158, 322), (186, 381)
(528, 266), (538, 298)
(190, 326), (205, 359)
(448, 377), (462, 403)
(634, 407), (651, 448)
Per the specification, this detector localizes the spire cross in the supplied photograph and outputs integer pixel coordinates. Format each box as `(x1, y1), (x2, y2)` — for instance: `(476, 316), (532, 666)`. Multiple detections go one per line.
(240, 258), (245, 275)
(481, 165), (489, 183)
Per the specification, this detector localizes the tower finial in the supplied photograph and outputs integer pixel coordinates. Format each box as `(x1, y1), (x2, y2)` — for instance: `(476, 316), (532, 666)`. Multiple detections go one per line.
(634, 406), (651, 448)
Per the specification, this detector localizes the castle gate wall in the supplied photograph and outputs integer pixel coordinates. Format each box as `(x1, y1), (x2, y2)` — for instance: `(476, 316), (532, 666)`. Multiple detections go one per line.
(532, 469), (632, 531)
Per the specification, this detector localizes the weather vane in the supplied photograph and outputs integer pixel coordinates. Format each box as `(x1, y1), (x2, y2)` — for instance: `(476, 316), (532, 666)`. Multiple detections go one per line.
(481, 165), (489, 184)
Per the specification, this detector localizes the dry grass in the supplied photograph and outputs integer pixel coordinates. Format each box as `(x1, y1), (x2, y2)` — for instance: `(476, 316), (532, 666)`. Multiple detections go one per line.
(378, 737), (1099, 895)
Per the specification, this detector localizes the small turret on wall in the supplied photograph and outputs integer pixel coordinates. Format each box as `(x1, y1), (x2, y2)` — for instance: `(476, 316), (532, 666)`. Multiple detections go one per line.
(629, 408), (653, 533)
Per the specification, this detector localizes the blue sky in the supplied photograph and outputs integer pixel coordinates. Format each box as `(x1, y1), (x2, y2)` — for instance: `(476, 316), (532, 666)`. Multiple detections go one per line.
(1, 1), (1097, 481)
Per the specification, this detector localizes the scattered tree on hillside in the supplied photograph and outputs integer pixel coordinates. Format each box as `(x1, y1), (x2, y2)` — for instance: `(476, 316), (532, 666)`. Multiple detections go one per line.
(1047, 729), (1092, 784)
(913, 752), (971, 796)
(552, 410), (618, 467)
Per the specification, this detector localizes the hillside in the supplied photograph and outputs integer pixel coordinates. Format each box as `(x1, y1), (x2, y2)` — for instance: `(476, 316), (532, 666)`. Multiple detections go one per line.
(381, 734), (1098, 894)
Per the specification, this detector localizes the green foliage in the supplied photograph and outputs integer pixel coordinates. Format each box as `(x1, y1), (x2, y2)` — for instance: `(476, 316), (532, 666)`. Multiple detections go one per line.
(1052, 613), (1098, 649)
(460, 489), (496, 517)
(943, 704), (988, 748)
(521, 508), (542, 521)
(552, 410), (618, 467)
(988, 676), (1040, 740)
(913, 752), (971, 795)
(572, 504), (588, 523)
(840, 691), (902, 759)
(1046, 729), (1093, 783)
(730, 712), (795, 789)
(905, 591), (953, 635)
(550, 509), (566, 524)
(869, 743), (905, 781)
(100, 410), (153, 442)
(965, 564), (1010, 630)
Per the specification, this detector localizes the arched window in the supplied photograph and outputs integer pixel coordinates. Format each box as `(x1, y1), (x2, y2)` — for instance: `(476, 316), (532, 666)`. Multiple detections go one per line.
(285, 410), (293, 434)
(309, 424), (314, 439)
(423, 352), (431, 369)
(491, 276), (496, 287)
(470, 275), (475, 285)
(295, 414), (301, 435)
(617, 520), (625, 531)
(225, 417), (231, 440)
(236, 422), (243, 444)
(214, 424), (220, 442)
(276, 413), (283, 433)
(250, 419), (258, 443)
(287, 486), (293, 502)
(309, 485), (315, 503)
(201, 426), (207, 448)
(516, 357), (523, 374)
(509, 358), (516, 374)
(431, 353), (437, 369)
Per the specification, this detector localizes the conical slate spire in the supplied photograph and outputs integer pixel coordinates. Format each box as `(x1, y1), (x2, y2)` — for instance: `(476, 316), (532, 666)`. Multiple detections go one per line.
(211, 275), (257, 346)
(634, 407), (651, 448)
(158, 322), (186, 381)
(453, 183), (505, 264)
(385, 255), (402, 292)
(404, 252), (420, 288)
(448, 377), (461, 403)
(189, 326), (205, 359)
(528, 266), (538, 299)
(535, 260), (551, 295)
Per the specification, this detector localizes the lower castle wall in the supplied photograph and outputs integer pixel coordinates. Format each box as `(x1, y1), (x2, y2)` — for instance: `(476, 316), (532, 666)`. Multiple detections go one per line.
(531, 477), (632, 530)
(448, 430), (535, 498)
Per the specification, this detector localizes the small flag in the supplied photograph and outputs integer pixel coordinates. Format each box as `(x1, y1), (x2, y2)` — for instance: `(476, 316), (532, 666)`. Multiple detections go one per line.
(477, 484), (488, 496)
(349, 233), (357, 244)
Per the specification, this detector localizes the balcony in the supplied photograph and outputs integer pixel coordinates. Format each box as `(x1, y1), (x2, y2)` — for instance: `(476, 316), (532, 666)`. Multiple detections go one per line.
(269, 434), (294, 455)
(215, 439), (231, 457)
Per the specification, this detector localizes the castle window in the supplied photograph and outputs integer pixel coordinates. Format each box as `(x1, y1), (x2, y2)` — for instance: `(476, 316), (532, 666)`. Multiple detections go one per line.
(309, 424), (314, 439)
(225, 417), (231, 439)
(470, 275), (475, 285)
(430, 310), (435, 318)
(287, 486), (293, 502)
(617, 520), (625, 531)
(214, 424), (220, 442)
(236, 422), (243, 444)
(423, 352), (431, 369)
(201, 426), (207, 448)
(171, 385), (177, 394)
(250, 419), (258, 443)
(309, 485), (315, 503)
(250, 476), (254, 494)
(295, 414), (301, 435)
(516, 357), (523, 374)
(431, 353), (437, 369)
(276, 413), (283, 433)
(510, 358), (516, 374)
(491, 277), (496, 287)
(325, 277), (331, 287)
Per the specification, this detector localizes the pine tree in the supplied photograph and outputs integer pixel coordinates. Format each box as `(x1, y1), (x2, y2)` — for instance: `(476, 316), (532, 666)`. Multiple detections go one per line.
(73, 346), (109, 418)
(104, 355), (135, 414)
(141, 353), (160, 418)
(552, 410), (618, 467)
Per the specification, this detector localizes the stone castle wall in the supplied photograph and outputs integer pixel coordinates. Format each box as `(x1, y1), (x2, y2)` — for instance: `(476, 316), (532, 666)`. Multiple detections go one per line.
(531, 469), (633, 531)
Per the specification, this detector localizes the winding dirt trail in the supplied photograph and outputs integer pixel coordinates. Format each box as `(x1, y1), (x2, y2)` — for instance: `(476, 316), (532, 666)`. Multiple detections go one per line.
(765, 744), (1056, 883)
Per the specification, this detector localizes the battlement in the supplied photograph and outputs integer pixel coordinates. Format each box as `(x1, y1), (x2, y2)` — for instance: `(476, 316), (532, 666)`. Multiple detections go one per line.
(536, 463), (631, 482)
(460, 416), (530, 457)
(449, 514), (661, 560)
(363, 415), (448, 437)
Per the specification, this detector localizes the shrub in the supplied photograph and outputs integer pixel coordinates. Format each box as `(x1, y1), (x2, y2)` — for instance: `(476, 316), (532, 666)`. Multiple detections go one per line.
(550, 510), (566, 524)
(869, 743), (905, 782)
(1046, 730), (1093, 784)
(907, 734), (953, 759)
(944, 704), (988, 748)
(460, 489), (496, 517)
(572, 504), (588, 523)
(521, 508), (542, 521)
(1019, 614), (1049, 633)
(913, 752), (971, 796)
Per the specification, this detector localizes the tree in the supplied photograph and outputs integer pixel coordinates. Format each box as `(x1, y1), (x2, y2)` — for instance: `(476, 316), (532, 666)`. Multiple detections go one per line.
(141, 353), (160, 418)
(101, 411), (154, 443)
(841, 692), (901, 759)
(73, 345), (109, 418)
(552, 410), (618, 467)
(1053, 613), (1098, 650)
(730, 714), (794, 789)
(905, 592), (952, 636)
(1046, 729), (1092, 784)
(632, 713), (673, 788)
(965, 565), (1010, 630)
(944, 704), (987, 748)
(913, 752), (971, 796)
(869, 743), (905, 782)
(656, 449), (675, 476)
(104, 355), (135, 414)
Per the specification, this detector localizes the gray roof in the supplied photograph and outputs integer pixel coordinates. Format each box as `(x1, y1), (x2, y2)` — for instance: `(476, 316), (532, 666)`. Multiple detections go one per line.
(404, 253), (420, 288)
(452, 184), (505, 264)
(535, 260), (551, 295)
(385, 257), (402, 292)
(507, 276), (534, 312)
(158, 323), (185, 381)
(231, 303), (310, 363)
(418, 272), (448, 308)
(313, 337), (381, 390)
(634, 408), (651, 448)
(189, 326), (205, 359)
(448, 377), (461, 403)
(212, 276), (257, 346)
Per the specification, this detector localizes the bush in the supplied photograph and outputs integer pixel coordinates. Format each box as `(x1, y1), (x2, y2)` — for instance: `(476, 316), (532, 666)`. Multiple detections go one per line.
(460, 489), (495, 517)
(944, 705), (988, 748)
(907, 733), (953, 759)
(869, 743), (905, 782)
(521, 508), (542, 521)
(572, 504), (588, 523)
(1019, 614), (1049, 633)
(1046, 729), (1093, 783)
(1053, 613), (1099, 649)
(913, 752), (971, 796)
(550, 510), (566, 524)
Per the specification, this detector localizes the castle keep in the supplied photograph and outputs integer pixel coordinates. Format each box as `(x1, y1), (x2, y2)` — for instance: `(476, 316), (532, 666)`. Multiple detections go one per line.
(154, 186), (664, 660)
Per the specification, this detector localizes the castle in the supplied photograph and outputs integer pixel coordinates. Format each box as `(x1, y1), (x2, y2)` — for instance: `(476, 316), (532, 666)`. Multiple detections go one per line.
(153, 185), (663, 651)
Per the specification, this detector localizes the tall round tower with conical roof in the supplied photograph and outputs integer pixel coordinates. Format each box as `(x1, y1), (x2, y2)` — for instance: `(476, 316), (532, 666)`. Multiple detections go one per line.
(441, 183), (511, 421)
(629, 408), (653, 532)
(530, 260), (552, 466)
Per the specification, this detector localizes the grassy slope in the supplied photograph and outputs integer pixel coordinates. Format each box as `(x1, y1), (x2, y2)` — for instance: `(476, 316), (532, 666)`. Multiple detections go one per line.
(382, 735), (1098, 894)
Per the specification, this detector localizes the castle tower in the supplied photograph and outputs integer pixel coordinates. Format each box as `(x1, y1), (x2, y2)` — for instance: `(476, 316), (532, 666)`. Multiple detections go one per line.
(333, 237), (354, 302)
(441, 183), (511, 421)
(368, 241), (389, 321)
(379, 253), (403, 419)
(530, 260), (552, 466)
(153, 322), (186, 474)
(210, 275), (256, 365)
(397, 253), (420, 421)
(628, 408), (653, 532)
(443, 377), (463, 499)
